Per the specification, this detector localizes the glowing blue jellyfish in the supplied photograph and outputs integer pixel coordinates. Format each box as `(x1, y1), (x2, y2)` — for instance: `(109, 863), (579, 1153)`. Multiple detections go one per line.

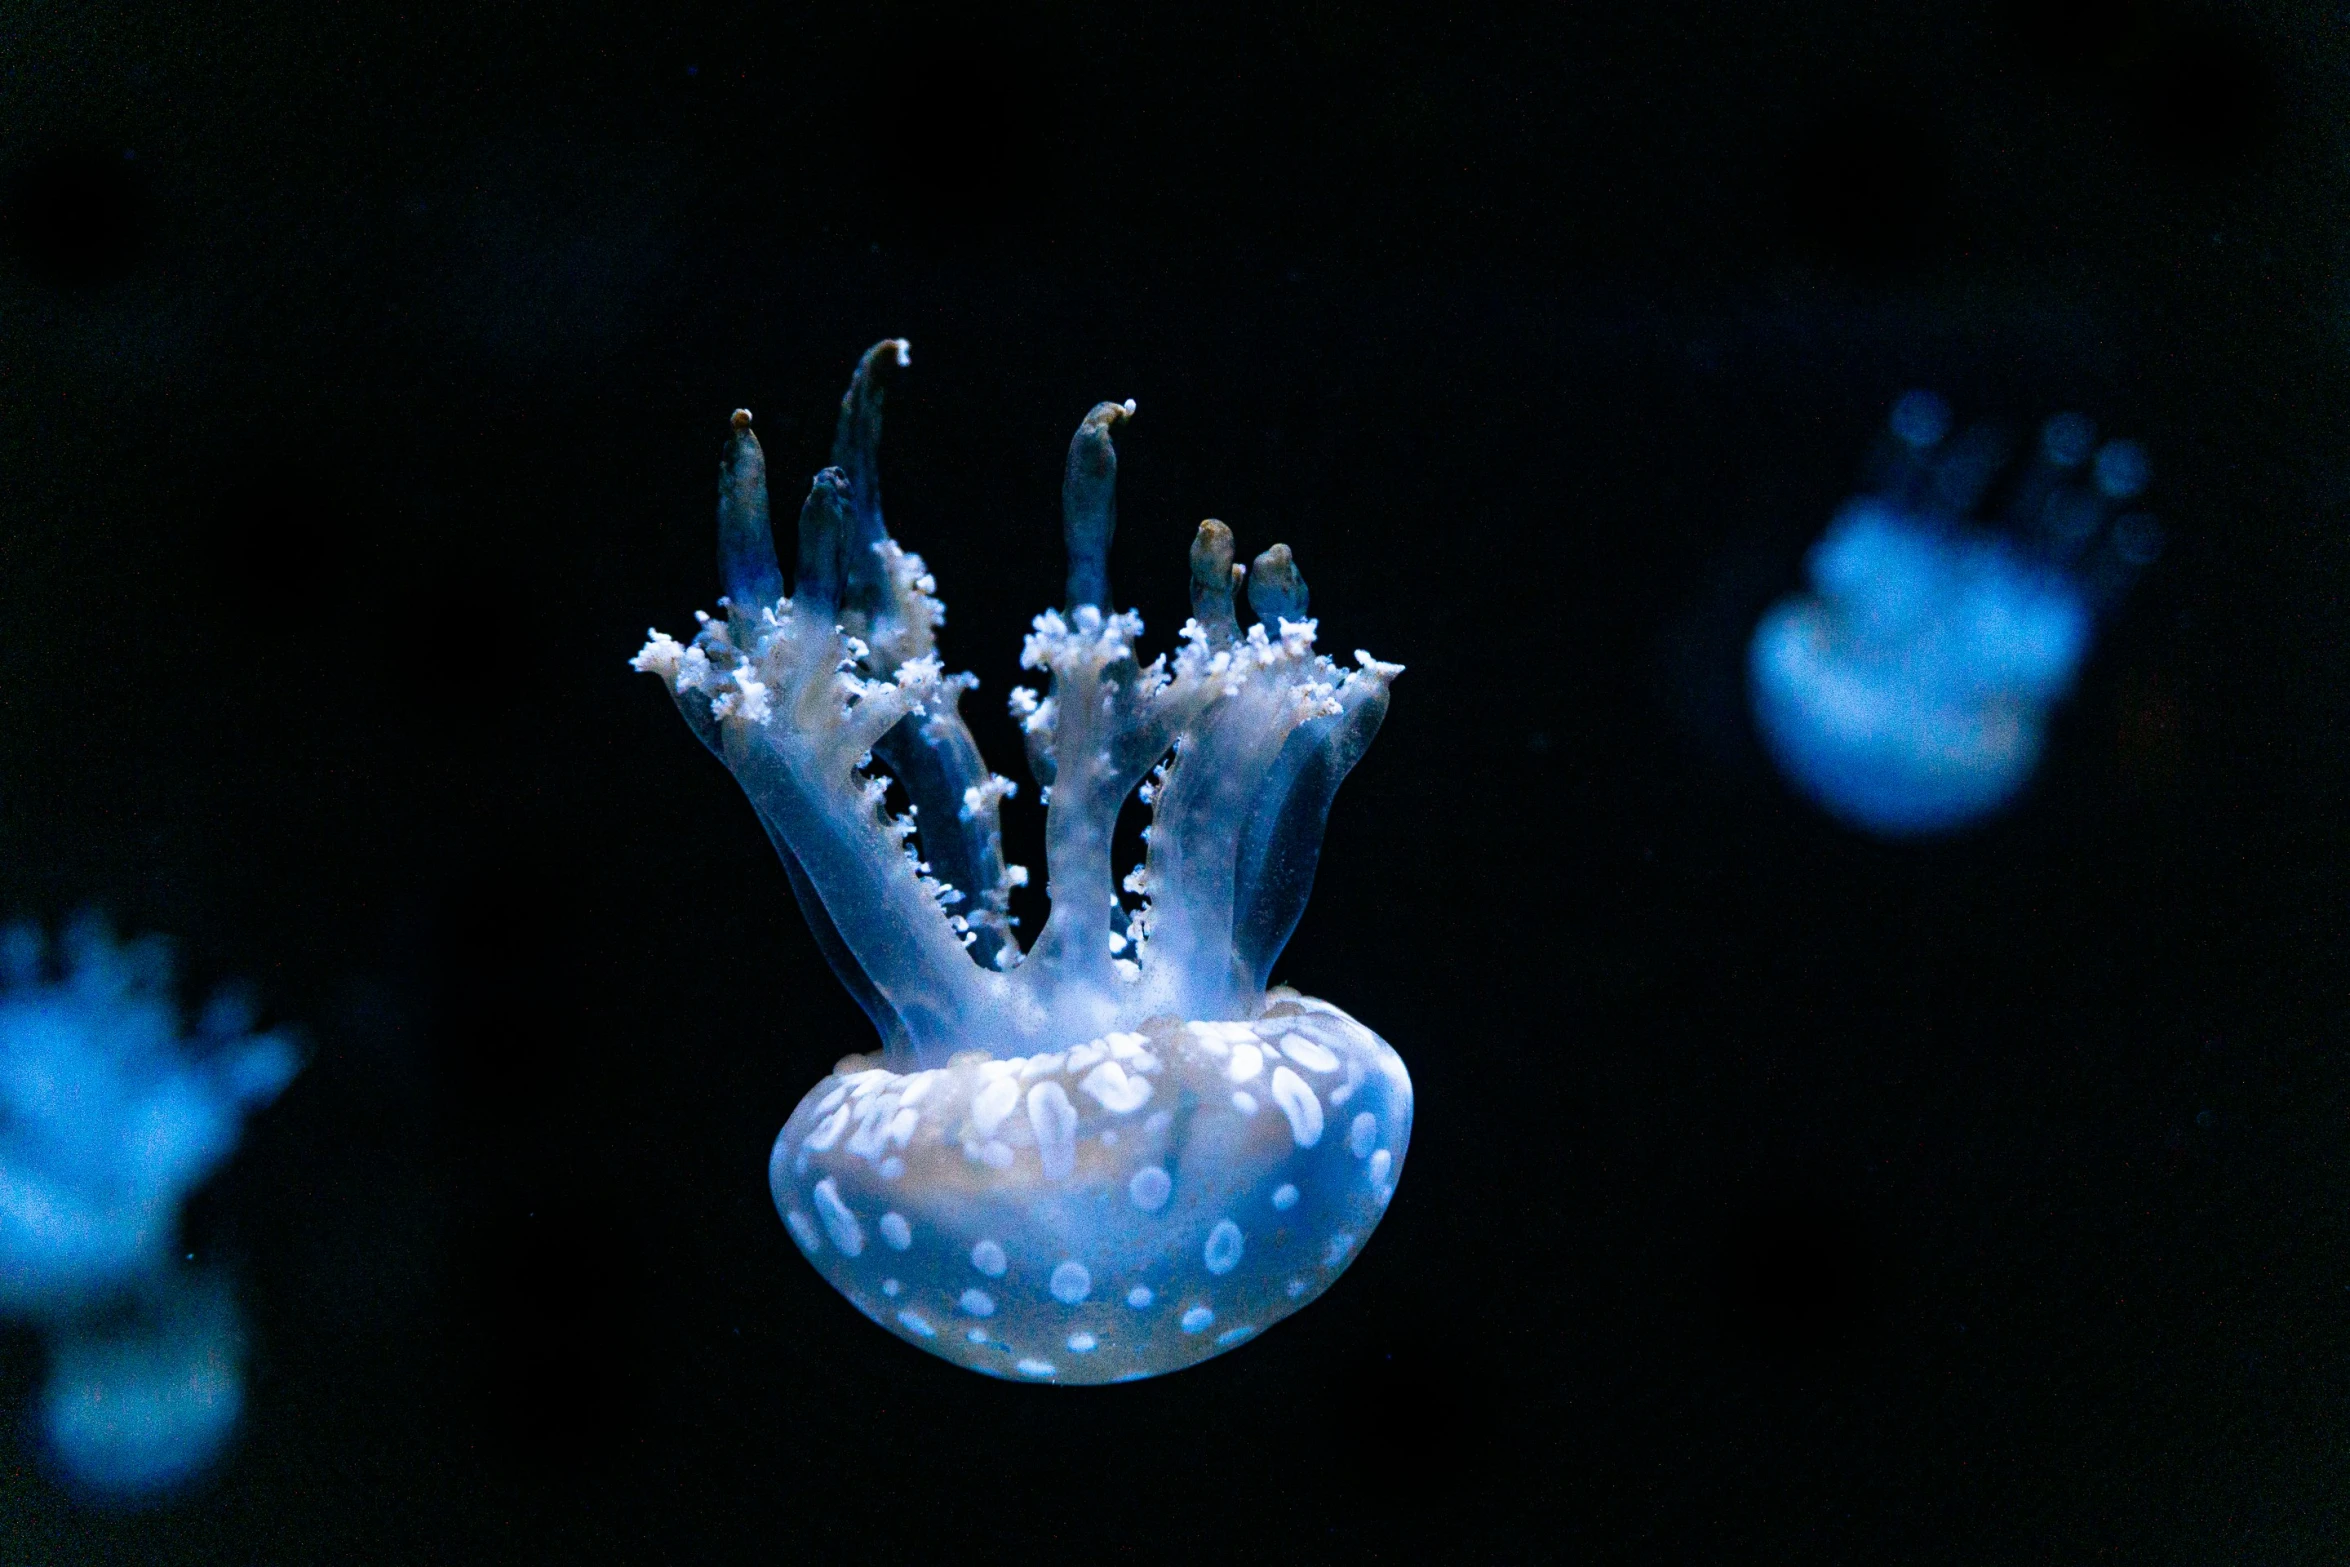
(1749, 391), (2160, 835)
(0, 915), (298, 1500)
(37, 1271), (247, 1502)
(635, 341), (1409, 1383)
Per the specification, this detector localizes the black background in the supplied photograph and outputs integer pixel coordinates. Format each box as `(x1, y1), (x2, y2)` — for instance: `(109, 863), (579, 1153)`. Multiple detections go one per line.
(1, 1), (2344, 1561)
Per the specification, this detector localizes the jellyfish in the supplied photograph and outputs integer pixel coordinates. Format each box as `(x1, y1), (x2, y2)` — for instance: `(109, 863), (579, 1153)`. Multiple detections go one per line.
(0, 914), (298, 1499)
(36, 1269), (248, 1502)
(1748, 390), (2161, 835)
(634, 341), (1409, 1383)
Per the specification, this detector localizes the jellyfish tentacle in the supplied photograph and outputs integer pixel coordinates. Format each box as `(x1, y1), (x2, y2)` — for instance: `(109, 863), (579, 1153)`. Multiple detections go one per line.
(1136, 541), (1351, 1018)
(1922, 421), (2014, 521)
(1244, 542), (1308, 623)
(815, 341), (1024, 969)
(639, 343), (1399, 1058)
(831, 338), (909, 605)
(1232, 653), (1401, 991)
(1063, 400), (1132, 612)
(637, 474), (993, 1062)
(1019, 402), (1223, 1028)
(1189, 520), (1242, 645)
(717, 410), (785, 625)
(760, 818), (914, 1055)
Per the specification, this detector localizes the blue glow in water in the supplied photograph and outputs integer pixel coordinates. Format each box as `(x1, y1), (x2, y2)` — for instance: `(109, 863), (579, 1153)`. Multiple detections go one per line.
(635, 342), (1413, 1382)
(1749, 394), (2158, 835)
(0, 915), (298, 1501)
(38, 1271), (246, 1503)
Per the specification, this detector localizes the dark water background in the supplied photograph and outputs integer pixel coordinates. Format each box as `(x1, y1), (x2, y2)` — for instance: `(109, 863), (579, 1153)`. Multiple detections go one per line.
(0, 2), (2343, 1561)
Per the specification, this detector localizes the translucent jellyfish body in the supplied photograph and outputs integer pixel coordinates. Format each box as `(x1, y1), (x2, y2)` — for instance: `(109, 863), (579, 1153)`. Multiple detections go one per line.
(636, 342), (1408, 1382)
(38, 1272), (247, 1501)
(0, 917), (298, 1313)
(1749, 391), (2159, 835)
(0, 916), (298, 1500)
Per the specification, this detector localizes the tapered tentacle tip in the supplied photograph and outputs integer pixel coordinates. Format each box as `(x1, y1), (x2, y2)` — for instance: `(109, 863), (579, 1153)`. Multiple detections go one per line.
(1191, 521), (1236, 585)
(1190, 521), (1240, 639)
(795, 465), (857, 607)
(1247, 543), (1309, 623)
(1063, 402), (1136, 610)
(1079, 399), (1136, 439)
(1889, 389), (1952, 449)
(857, 338), (913, 380)
(725, 412), (764, 464)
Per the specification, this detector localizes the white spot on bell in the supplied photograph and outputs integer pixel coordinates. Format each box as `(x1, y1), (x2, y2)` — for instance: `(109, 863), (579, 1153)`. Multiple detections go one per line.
(1368, 1148), (1392, 1184)
(896, 1309), (936, 1338)
(971, 1074), (1021, 1137)
(812, 1177), (863, 1256)
(1028, 1080), (1079, 1182)
(1017, 1359), (1057, 1378)
(1204, 1220), (1244, 1276)
(959, 1289), (996, 1317)
(1050, 1260), (1092, 1303)
(1232, 1091), (1259, 1115)
(1066, 1332), (1097, 1352)
(1181, 1306), (1214, 1333)
(1215, 1325), (1255, 1347)
(1278, 1032), (1339, 1073)
(1226, 1042), (1264, 1083)
(1324, 1232), (1355, 1267)
(879, 1211), (912, 1250)
(785, 1210), (822, 1254)
(1271, 1183), (1300, 1211)
(806, 1103), (852, 1152)
(1129, 1165), (1172, 1212)
(882, 1278), (901, 1297)
(1348, 1111), (1378, 1158)
(1269, 1066), (1323, 1148)
(1126, 1285), (1154, 1308)
(1079, 1059), (1154, 1114)
(971, 1239), (1007, 1277)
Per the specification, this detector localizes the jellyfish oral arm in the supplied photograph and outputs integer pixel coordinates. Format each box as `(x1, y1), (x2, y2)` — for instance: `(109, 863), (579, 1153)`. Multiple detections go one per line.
(634, 352), (1401, 1069)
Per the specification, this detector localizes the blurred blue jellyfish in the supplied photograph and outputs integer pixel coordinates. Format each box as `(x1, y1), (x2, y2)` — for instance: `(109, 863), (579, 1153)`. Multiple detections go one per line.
(0, 914), (298, 1501)
(1749, 391), (2161, 834)
(635, 342), (1410, 1383)
(37, 1271), (247, 1502)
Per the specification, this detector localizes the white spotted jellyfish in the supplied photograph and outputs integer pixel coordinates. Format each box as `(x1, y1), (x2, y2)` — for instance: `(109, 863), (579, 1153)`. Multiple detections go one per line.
(1749, 390), (2161, 835)
(634, 342), (1410, 1383)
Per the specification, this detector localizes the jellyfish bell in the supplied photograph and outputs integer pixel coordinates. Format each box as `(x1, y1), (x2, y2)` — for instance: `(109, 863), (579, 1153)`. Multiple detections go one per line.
(774, 998), (1409, 1382)
(34, 1269), (246, 1505)
(636, 342), (1410, 1382)
(1749, 391), (2159, 836)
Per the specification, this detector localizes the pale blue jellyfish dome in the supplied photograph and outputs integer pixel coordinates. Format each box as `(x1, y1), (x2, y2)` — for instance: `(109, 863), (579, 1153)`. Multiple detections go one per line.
(635, 342), (1410, 1382)
(37, 1272), (246, 1503)
(1749, 391), (2158, 835)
